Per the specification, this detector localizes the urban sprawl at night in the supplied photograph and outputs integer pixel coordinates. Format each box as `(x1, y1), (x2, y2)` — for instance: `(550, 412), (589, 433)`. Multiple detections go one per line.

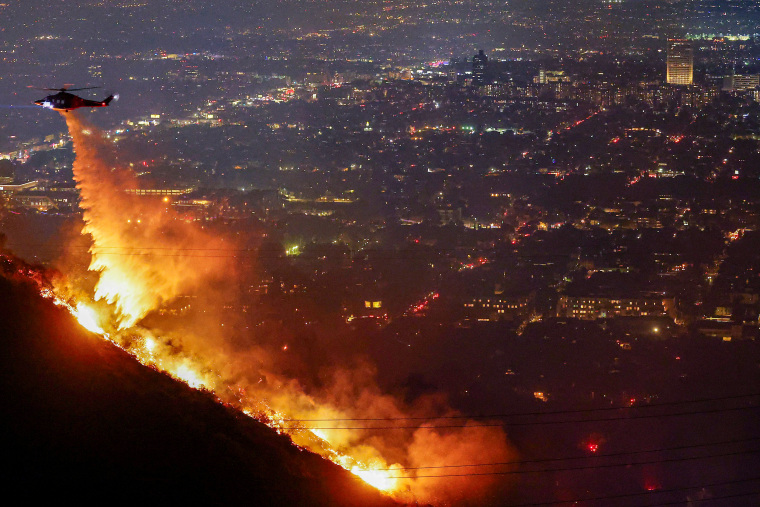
(1, 1), (759, 505)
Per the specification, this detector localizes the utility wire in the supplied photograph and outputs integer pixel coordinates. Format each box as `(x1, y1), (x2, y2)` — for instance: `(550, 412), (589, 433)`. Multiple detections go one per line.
(283, 403), (760, 429)
(3, 249), (450, 259)
(646, 491), (760, 506)
(375, 436), (760, 470)
(2, 242), (499, 256)
(281, 392), (760, 422)
(5, 243), (250, 252)
(1, 240), (481, 252)
(387, 448), (760, 478)
(509, 476), (760, 507)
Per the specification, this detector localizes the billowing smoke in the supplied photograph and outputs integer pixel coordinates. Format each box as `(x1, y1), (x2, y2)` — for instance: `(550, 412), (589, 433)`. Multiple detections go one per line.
(57, 112), (516, 505)
(63, 113), (235, 328)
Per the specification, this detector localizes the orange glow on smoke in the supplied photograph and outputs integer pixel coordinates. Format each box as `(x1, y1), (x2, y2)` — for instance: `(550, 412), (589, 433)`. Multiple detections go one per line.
(352, 465), (398, 492)
(72, 302), (106, 335)
(48, 112), (515, 501)
(64, 113), (234, 329)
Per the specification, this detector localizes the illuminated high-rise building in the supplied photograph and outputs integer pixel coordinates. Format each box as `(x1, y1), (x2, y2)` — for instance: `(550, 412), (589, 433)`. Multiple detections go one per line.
(667, 39), (693, 85)
(723, 74), (760, 92)
(472, 50), (488, 86)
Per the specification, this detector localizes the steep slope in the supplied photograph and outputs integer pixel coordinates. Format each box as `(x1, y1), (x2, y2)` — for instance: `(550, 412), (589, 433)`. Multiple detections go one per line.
(0, 271), (400, 506)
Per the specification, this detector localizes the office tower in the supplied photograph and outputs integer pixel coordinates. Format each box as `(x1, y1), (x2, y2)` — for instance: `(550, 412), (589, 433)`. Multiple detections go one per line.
(667, 39), (693, 85)
(472, 50), (488, 86)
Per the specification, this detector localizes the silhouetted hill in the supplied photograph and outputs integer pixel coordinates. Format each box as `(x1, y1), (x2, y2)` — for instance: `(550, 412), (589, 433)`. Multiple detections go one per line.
(0, 269), (400, 506)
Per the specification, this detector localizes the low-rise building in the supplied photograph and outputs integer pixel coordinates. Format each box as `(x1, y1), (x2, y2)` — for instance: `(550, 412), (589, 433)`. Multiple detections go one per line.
(556, 295), (673, 320)
(464, 289), (533, 322)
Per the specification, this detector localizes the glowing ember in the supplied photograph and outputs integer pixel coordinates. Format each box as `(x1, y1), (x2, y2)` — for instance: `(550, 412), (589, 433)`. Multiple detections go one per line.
(310, 428), (329, 441)
(63, 113), (235, 329)
(173, 363), (206, 389)
(143, 337), (156, 354)
(351, 466), (398, 492)
(41, 112), (516, 503)
(72, 302), (106, 335)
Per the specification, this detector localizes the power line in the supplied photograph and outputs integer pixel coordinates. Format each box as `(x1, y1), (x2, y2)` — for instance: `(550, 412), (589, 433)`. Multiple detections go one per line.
(0, 237), (568, 262)
(3, 244), (254, 258)
(647, 491), (760, 507)
(509, 476), (760, 507)
(87, 252), (246, 258)
(6, 243), (250, 252)
(282, 392), (760, 422)
(4, 249), (438, 259)
(376, 436), (760, 471)
(283, 403), (760, 429)
(387, 448), (760, 478)
(2, 242), (501, 258)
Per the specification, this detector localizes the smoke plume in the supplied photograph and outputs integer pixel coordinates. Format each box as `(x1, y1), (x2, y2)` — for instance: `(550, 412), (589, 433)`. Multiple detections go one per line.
(64, 113), (235, 328)
(57, 112), (516, 505)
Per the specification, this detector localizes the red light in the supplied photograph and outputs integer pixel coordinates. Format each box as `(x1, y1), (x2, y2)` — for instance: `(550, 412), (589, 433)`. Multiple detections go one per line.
(587, 443), (599, 453)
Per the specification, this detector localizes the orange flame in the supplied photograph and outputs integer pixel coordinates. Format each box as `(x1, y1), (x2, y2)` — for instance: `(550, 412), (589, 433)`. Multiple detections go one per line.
(64, 113), (234, 328)
(50, 112), (515, 502)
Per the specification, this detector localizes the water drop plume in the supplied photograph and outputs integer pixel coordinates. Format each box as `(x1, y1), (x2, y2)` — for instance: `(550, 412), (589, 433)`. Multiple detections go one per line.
(63, 112), (236, 328)
(59, 112), (517, 505)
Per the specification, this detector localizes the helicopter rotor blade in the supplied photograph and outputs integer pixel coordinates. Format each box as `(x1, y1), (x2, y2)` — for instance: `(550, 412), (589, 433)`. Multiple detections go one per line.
(26, 85), (102, 92)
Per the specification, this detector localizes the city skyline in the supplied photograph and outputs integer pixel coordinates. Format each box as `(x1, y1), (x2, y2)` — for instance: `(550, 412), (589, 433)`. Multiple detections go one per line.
(1, 1), (760, 505)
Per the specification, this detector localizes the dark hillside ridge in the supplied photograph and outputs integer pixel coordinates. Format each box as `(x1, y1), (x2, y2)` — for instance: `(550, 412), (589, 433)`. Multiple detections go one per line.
(0, 272), (400, 506)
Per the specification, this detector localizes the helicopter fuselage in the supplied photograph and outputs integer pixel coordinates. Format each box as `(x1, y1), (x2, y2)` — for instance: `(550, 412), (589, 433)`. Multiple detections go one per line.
(34, 91), (114, 112)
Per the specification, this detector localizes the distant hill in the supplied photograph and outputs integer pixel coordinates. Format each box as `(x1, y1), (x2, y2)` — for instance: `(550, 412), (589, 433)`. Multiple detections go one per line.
(0, 269), (401, 506)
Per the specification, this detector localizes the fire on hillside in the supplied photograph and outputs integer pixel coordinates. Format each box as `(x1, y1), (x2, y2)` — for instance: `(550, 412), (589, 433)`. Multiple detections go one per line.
(26, 112), (515, 505)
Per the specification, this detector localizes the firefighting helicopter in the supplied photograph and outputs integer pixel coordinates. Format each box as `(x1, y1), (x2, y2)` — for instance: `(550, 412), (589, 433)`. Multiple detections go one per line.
(30, 85), (116, 112)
